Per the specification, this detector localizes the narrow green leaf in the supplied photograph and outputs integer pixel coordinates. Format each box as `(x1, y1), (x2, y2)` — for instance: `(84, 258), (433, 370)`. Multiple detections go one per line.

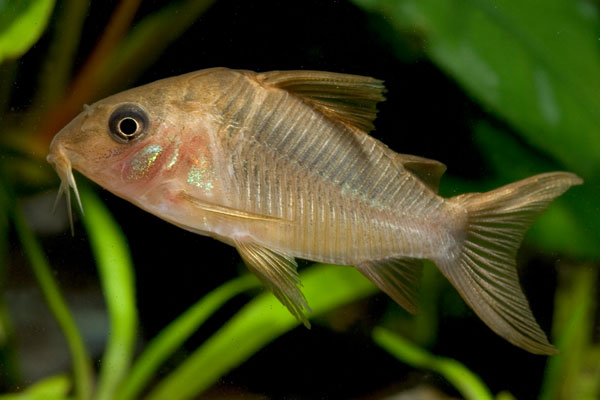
(373, 327), (495, 400)
(79, 189), (137, 400)
(12, 203), (92, 400)
(540, 263), (598, 400)
(117, 274), (260, 400)
(0, 0), (56, 63)
(25, 374), (71, 396)
(0, 374), (71, 399)
(146, 264), (378, 400)
(352, 0), (600, 177)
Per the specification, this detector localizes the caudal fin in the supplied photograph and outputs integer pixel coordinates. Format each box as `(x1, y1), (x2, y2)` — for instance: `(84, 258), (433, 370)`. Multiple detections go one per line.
(438, 172), (582, 355)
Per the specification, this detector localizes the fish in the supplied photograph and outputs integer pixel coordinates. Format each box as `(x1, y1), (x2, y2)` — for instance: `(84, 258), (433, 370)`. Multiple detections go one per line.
(47, 67), (582, 354)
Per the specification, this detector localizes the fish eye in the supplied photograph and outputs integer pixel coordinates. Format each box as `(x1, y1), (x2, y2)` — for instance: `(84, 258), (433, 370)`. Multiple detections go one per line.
(108, 104), (149, 143)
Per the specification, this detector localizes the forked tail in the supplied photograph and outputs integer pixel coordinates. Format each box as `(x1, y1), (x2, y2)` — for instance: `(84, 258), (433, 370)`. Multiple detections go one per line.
(438, 172), (582, 354)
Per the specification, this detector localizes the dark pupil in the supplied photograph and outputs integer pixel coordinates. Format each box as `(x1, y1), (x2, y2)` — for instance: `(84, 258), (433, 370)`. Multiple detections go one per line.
(119, 117), (138, 136)
(108, 104), (148, 143)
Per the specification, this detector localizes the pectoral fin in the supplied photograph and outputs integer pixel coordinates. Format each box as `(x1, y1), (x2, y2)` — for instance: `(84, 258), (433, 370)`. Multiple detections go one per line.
(234, 239), (311, 327)
(357, 257), (422, 314)
(178, 192), (289, 222)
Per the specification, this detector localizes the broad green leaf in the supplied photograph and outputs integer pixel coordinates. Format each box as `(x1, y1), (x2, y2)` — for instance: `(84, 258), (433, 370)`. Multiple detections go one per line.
(117, 274), (261, 400)
(0, 0), (56, 63)
(79, 189), (137, 400)
(352, 0), (600, 178)
(146, 264), (378, 400)
(373, 327), (495, 400)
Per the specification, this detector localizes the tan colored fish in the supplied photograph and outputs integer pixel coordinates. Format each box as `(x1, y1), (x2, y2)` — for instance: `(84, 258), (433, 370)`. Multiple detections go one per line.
(47, 68), (581, 354)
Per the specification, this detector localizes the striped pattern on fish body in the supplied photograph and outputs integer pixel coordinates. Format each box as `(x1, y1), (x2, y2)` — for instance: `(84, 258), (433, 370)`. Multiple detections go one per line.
(47, 67), (583, 355)
(194, 69), (452, 265)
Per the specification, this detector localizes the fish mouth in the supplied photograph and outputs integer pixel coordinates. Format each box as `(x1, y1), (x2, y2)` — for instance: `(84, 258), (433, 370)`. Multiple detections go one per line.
(47, 142), (84, 234)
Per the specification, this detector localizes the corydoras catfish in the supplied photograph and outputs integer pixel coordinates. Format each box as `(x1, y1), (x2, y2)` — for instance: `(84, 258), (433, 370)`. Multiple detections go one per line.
(47, 68), (582, 354)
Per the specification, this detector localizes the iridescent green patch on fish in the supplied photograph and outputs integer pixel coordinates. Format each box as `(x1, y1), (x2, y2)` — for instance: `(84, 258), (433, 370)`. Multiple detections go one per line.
(187, 157), (214, 193)
(166, 137), (181, 170)
(127, 144), (163, 180)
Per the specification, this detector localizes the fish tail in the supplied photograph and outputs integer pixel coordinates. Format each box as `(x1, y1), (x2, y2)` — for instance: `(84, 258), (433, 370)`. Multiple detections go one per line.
(438, 172), (582, 354)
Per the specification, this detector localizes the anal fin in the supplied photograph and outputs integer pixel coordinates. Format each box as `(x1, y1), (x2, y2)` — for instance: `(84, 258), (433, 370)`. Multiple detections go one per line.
(357, 257), (422, 314)
(234, 239), (311, 327)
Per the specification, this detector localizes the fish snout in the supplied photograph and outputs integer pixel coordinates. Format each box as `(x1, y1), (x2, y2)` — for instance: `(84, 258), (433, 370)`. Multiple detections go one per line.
(47, 133), (74, 176)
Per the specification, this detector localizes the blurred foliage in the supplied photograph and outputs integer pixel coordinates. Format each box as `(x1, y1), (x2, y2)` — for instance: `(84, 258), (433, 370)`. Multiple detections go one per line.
(0, 0), (55, 63)
(540, 263), (600, 400)
(0, 374), (71, 400)
(353, 0), (600, 176)
(0, 0), (598, 399)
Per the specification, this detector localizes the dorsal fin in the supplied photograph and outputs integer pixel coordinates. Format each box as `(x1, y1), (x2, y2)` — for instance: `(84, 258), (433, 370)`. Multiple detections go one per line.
(258, 70), (386, 133)
(395, 154), (447, 192)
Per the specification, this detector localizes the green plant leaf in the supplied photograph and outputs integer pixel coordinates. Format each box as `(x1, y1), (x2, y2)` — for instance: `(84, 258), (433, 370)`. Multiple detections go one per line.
(0, 0), (56, 63)
(540, 263), (599, 400)
(0, 374), (71, 400)
(373, 327), (495, 400)
(146, 264), (378, 400)
(352, 0), (600, 178)
(11, 201), (92, 400)
(79, 188), (137, 400)
(116, 274), (261, 400)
